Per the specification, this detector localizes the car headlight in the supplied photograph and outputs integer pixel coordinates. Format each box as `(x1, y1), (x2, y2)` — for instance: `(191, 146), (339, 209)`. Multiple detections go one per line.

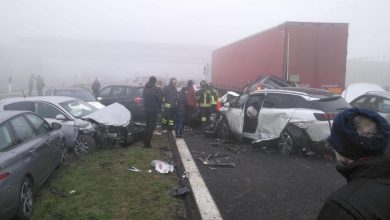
(75, 119), (94, 130)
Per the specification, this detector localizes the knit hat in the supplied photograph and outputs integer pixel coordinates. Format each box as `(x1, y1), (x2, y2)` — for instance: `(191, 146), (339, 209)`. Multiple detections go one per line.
(149, 76), (157, 84)
(328, 108), (390, 160)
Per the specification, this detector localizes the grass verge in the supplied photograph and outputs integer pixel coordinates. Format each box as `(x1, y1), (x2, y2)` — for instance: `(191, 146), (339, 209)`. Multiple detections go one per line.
(32, 135), (187, 220)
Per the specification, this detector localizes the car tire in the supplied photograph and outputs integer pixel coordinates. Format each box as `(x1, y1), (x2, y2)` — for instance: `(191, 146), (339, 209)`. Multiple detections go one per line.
(74, 135), (96, 156)
(16, 177), (34, 220)
(279, 124), (311, 155)
(217, 118), (231, 139)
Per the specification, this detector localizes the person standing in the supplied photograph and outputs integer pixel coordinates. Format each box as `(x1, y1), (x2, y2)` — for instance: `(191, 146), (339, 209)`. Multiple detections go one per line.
(28, 74), (34, 96)
(197, 80), (211, 127)
(185, 80), (197, 127)
(317, 108), (390, 220)
(209, 83), (219, 115)
(91, 78), (101, 97)
(142, 76), (163, 149)
(161, 78), (178, 130)
(36, 75), (45, 96)
(174, 87), (187, 138)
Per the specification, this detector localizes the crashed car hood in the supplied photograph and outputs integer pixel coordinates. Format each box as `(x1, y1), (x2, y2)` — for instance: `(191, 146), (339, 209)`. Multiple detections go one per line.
(82, 103), (131, 126)
(342, 83), (385, 103)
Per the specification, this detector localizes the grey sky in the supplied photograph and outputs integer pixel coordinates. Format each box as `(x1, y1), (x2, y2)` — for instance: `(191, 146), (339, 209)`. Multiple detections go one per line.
(1, 0), (390, 59)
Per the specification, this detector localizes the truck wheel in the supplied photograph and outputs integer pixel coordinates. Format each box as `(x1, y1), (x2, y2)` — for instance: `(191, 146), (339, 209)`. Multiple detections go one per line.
(74, 135), (96, 156)
(16, 177), (34, 220)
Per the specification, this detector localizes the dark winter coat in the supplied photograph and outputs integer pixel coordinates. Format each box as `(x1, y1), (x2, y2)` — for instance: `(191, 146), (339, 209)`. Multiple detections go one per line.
(186, 86), (197, 107)
(143, 81), (163, 113)
(175, 91), (186, 114)
(162, 85), (178, 106)
(317, 156), (390, 220)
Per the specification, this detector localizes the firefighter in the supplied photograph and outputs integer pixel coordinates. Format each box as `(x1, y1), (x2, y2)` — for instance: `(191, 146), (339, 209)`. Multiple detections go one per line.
(209, 83), (219, 115)
(197, 80), (212, 127)
(162, 78), (178, 130)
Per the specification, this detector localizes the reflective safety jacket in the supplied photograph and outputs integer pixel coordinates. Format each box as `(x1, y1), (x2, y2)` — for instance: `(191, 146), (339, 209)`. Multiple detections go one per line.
(198, 87), (211, 107)
(210, 88), (219, 105)
(162, 85), (178, 108)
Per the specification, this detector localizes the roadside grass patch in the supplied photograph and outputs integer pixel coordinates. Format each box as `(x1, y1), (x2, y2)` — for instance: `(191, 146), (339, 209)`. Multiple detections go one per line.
(32, 136), (187, 220)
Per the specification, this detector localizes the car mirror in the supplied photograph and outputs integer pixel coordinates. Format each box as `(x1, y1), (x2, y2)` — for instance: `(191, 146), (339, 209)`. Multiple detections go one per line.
(55, 114), (67, 121)
(97, 97), (103, 101)
(51, 122), (62, 130)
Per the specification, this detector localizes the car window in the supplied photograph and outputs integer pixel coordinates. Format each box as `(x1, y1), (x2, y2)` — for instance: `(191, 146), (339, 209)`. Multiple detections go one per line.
(25, 113), (51, 135)
(263, 93), (294, 108)
(60, 100), (97, 117)
(9, 116), (35, 143)
(126, 87), (142, 98)
(111, 86), (124, 98)
(36, 102), (64, 119)
(55, 90), (96, 102)
(0, 124), (13, 151)
(4, 101), (34, 112)
(377, 98), (390, 113)
(310, 97), (350, 112)
(230, 94), (249, 109)
(100, 87), (112, 98)
(351, 96), (367, 107)
(246, 94), (265, 109)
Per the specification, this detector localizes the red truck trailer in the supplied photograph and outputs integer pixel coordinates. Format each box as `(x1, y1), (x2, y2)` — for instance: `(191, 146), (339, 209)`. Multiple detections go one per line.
(211, 22), (349, 93)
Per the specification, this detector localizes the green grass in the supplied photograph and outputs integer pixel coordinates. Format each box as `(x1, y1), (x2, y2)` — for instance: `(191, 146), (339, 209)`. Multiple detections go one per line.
(32, 135), (187, 220)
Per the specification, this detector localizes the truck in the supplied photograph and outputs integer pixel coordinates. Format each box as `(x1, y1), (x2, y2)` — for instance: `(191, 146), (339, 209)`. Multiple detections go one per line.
(211, 21), (349, 93)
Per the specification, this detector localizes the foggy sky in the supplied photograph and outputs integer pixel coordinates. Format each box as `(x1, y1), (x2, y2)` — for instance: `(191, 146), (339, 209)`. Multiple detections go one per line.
(1, 0), (390, 59)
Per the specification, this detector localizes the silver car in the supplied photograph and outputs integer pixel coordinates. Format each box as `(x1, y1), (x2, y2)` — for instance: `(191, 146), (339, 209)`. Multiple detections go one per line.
(0, 111), (64, 219)
(350, 91), (390, 122)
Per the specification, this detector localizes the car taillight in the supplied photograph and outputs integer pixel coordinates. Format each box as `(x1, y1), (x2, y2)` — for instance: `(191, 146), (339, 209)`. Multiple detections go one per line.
(0, 172), (10, 181)
(314, 113), (335, 121)
(134, 97), (143, 105)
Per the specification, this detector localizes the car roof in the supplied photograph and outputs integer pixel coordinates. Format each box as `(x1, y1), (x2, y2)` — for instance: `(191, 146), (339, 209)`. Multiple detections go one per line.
(0, 110), (29, 124)
(252, 87), (339, 99)
(53, 87), (90, 91)
(0, 96), (77, 106)
(365, 91), (390, 98)
(102, 84), (139, 88)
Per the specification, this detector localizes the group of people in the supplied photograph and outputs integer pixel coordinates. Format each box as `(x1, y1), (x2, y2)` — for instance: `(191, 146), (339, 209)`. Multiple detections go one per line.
(28, 74), (45, 96)
(142, 76), (219, 148)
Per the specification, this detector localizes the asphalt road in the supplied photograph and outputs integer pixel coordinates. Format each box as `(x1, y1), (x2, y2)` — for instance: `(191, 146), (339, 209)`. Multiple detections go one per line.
(182, 130), (345, 220)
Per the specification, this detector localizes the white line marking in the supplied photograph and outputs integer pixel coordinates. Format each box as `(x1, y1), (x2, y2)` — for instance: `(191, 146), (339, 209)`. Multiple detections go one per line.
(173, 132), (223, 220)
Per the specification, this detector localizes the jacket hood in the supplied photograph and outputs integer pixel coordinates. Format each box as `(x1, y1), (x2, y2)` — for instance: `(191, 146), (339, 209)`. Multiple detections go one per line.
(145, 81), (155, 88)
(337, 156), (390, 182)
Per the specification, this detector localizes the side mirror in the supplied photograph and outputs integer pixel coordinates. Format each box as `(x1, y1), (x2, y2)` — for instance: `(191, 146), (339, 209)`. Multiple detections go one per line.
(97, 97), (103, 101)
(51, 122), (62, 130)
(55, 114), (67, 121)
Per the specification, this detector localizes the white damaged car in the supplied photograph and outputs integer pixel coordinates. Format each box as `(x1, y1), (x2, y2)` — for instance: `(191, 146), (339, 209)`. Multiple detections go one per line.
(0, 97), (143, 155)
(217, 88), (350, 156)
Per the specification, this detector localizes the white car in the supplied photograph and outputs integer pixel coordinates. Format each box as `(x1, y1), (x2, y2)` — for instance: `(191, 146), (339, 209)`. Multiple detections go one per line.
(218, 88), (350, 155)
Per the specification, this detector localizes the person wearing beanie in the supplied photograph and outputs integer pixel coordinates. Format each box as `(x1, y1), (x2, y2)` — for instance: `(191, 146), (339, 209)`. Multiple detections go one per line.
(317, 108), (390, 220)
(142, 76), (162, 148)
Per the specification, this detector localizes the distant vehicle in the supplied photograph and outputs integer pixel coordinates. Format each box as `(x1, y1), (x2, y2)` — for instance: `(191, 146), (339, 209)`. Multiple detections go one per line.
(97, 85), (145, 121)
(216, 87), (350, 156)
(45, 87), (105, 109)
(0, 97), (143, 155)
(342, 83), (385, 103)
(0, 111), (64, 220)
(211, 22), (349, 93)
(350, 91), (390, 123)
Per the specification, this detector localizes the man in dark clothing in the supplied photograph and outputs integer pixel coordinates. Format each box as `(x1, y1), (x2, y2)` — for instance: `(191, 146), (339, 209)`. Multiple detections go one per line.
(142, 76), (163, 148)
(174, 87), (187, 138)
(197, 80), (211, 127)
(91, 78), (101, 97)
(162, 78), (178, 130)
(317, 108), (390, 220)
(28, 74), (34, 96)
(185, 80), (197, 127)
(35, 75), (45, 96)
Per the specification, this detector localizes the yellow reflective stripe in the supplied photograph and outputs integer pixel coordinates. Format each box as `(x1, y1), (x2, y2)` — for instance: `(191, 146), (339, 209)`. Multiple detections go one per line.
(164, 103), (171, 108)
(201, 117), (207, 122)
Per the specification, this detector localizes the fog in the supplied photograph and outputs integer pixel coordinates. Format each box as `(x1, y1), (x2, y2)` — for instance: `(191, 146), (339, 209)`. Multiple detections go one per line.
(1, 0), (390, 92)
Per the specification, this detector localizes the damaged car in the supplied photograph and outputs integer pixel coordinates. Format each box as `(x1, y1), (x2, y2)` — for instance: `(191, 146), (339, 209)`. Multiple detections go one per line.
(215, 88), (350, 156)
(0, 97), (143, 155)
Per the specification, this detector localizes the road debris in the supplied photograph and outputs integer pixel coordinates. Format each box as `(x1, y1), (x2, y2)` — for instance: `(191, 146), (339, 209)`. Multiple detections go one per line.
(128, 167), (141, 172)
(69, 190), (76, 194)
(198, 152), (236, 169)
(172, 185), (191, 197)
(50, 188), (68, 198)
(151, 160), (174, 174)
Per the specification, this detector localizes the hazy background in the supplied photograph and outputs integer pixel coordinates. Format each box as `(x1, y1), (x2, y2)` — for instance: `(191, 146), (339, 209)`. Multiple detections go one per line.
(1, 0), (390, 93)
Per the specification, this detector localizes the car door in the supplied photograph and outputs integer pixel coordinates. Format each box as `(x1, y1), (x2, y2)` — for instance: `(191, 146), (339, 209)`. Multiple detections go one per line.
(225, 94), (249, 139)
(8, 115), (49, 185)
(34, 102), (76, 149)
(24, 113), (62, 171)
(242, 94), (265, 139)
(257, 93), (296, 140)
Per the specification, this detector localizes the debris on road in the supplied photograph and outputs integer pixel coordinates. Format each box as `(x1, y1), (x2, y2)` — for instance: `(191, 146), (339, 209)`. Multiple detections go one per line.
(69, 190), (76, 194)
(50, 188), (68, 198)
(172, 185), (191, 197)
(151, 160), (174, 174)
(198, 152), (236, 169)
(128, 167), (141, 172)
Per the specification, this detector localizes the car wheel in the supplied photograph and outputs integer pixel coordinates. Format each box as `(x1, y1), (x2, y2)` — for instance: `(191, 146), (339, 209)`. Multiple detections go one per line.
(279, 131), (296, 155)
(74, 135), (96, 156)
(16, 177), (33, 220)
(217, 118), (231, 139)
